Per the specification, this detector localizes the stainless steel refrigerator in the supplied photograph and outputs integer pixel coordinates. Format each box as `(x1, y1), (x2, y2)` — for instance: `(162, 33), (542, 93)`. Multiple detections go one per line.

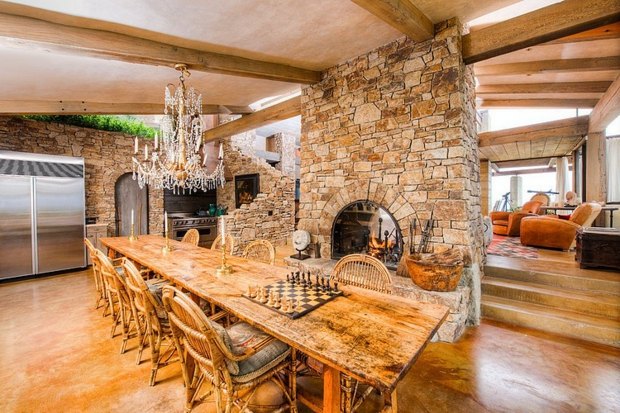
(0, 151), (86, 280)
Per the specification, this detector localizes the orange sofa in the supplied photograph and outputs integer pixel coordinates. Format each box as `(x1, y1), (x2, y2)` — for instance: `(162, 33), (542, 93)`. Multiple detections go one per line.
(489, 200), (543, 236)
(520, 202), (602, 251)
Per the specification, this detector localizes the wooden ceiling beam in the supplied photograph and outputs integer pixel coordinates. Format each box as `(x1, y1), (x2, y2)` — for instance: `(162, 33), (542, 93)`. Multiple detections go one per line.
(479, 116), (589, 148)
(476, 82), (612, 95)
(478, 99), (598, 109)
(0, 13), (321, 84)
(202, 96), (301, 143)
(545, 22), (620, 45)
(493, 167), (557, 176)
(463, 0), (620, 65)
(589, 75), (620, 132)
(494, 157), (554, 169)
(475, 57), (620, 76)
(0, 100), (254, 115)
(350, 0), (434, 42)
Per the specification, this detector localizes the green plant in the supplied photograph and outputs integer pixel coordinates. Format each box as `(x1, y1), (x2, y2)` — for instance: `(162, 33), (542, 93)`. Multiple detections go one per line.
(23, 115), (157, 138)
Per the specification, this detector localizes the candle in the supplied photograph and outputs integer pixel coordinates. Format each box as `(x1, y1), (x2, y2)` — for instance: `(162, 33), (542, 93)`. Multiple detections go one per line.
(202, 148), (208, 166)
(144, 144), (148, 161)
(164, 211), (168, 236)
(154, 133), (159, 150)
(131, 209), (134, 226)
(218, 142), (224, 159)
(134, 137), (138, 154)
(220, 215), (226, 240)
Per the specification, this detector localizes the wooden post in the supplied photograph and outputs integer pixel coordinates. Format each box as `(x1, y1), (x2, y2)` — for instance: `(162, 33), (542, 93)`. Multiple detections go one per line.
(480, 160), (492, 216)
(585, 131), (607, 225)
(323, 366), (342, 413)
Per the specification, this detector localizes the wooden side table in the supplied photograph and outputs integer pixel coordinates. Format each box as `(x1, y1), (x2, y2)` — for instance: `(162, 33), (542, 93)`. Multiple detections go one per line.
(576, 228), (620, 270)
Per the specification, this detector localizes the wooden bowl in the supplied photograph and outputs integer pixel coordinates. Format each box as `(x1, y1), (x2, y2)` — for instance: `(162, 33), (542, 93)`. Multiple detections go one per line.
(405, 249), (464, 292)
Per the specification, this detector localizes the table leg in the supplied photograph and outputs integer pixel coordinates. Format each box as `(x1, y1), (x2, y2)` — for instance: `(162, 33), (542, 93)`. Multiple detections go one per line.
(380, 390), (398, 412)
(323, 365), (342, 413)
(107, 248), (115, 260)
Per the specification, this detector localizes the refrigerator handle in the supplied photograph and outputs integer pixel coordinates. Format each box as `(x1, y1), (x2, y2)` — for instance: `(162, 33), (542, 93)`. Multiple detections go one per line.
(31, 177), (38, 274)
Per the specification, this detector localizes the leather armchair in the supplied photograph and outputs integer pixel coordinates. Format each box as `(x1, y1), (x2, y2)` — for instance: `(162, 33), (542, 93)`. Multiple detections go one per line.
(490, 201), (542, 236)
(520, 202), (602, 250)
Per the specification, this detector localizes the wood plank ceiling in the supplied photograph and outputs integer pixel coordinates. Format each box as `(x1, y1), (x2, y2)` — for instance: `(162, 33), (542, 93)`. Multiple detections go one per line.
(474, 16), (620, 163)
(0, 0), (618, 163)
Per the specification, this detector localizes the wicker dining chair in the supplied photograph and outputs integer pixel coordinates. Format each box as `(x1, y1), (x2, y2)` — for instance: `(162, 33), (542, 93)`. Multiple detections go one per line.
(211, 234), (235, 255)
(84, 238), (106, 310)
(162, 285), (297, 413)
(242, 239), (276, 265)
(331, 254), (393, 294)
(182, 229), (200, 246)
(95, 249), (138, 354)
(123, 259), (176, 385)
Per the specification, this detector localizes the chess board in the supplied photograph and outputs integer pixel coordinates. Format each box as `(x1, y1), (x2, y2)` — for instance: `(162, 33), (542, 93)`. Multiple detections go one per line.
(243, 280), (343, 319)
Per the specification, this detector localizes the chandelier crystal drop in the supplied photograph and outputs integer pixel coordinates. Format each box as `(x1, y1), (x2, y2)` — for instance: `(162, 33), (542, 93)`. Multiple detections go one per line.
(132, 64), (225, 193)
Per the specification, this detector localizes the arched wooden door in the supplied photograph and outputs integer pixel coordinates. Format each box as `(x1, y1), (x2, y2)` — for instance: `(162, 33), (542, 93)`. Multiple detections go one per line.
(114, 173), (148, 236)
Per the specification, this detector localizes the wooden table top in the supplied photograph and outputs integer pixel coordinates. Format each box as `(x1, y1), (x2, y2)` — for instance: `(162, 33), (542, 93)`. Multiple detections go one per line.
(101, 235), (449, 393)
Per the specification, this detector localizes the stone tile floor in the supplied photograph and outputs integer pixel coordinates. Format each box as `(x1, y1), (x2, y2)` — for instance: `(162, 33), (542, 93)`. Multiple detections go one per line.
(1, 269), (618, 412)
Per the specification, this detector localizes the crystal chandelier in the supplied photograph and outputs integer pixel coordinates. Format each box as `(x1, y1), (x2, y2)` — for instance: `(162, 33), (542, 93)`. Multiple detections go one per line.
(132, 64), (225, 193)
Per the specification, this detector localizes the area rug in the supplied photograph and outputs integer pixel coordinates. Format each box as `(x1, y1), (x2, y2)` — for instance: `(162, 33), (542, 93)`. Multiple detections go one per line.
(487, 235), (539, 259)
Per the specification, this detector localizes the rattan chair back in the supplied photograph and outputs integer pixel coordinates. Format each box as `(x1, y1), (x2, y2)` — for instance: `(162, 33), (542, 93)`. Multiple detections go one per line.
(242, 239), (276, 265)
(211, 234), (235, 254)
(181, 228), (200, 246)
(331, 254), (392, 294)
(84, 238), (104, 303)
(95, 249), (124, 298)
(123, 259), (152, 318)
(162, 285), (228, 383)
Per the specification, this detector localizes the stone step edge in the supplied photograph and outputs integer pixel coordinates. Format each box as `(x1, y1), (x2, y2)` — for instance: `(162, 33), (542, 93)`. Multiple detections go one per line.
(482, 277), (620, 306)
(483, 265), (620, 293)
(482, 295), (620, 330)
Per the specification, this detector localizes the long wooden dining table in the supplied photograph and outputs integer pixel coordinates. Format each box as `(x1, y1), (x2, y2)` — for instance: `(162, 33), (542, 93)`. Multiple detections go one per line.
(101, 235), (448, 412)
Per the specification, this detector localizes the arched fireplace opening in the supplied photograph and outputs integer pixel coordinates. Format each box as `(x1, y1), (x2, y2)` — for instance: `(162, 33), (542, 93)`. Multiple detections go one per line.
(331, 201), (403, 270)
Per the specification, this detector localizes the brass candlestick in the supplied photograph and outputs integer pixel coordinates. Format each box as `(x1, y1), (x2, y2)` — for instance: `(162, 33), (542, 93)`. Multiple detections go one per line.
(161, 230), (173, 255)
(216, 242), (232, 276)
(128, 223), (138, 241)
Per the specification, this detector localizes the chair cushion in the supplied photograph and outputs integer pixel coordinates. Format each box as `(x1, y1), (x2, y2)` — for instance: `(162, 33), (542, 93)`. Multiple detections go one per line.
(494, 220), (508, 226)
(226, 322), (289, 382)
(146, 279), (170, 319)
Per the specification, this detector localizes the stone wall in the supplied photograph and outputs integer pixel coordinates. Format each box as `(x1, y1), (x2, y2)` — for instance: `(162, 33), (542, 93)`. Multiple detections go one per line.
(0, 116), (164, 235)
(217, 131), (295, 254)
(298, 19), (483, 331)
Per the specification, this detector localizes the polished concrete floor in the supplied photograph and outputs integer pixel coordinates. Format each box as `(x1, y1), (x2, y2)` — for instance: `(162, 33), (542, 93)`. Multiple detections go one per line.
(1, 269), (618, 413)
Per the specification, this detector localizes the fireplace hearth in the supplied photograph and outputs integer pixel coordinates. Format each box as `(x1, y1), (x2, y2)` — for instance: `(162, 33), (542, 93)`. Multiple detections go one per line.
(331, 201), (403, 270)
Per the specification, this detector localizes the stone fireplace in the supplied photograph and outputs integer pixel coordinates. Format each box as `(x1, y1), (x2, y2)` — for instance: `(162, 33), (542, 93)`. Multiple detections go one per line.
(331, 201), (403, 270)
(296, 19), (483, 341)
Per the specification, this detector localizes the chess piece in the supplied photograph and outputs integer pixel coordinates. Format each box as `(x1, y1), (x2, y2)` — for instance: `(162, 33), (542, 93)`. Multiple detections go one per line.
(286, 300), (294, 314)
(286, 273), (290, 282)
(295, 271), (300, 283)
(274, 294), (281, 309)
(248, 285), (253, 298)
(260, 288), (268, 304)
(334, 282), (339, 293)
(296, 299), (303, 312)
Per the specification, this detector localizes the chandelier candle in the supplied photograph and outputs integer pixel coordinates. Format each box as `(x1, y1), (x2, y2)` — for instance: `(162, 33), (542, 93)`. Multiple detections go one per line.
(131, 64), (225, 193)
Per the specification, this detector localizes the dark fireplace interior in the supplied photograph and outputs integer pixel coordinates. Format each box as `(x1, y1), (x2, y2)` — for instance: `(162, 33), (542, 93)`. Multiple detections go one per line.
(331, 201), (403, 270)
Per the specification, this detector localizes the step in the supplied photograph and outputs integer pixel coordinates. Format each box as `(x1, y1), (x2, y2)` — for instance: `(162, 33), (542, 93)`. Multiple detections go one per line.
(482, 295), (620, 348)
(484, 256), (620, 294)
(482, 277), (620, 318)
